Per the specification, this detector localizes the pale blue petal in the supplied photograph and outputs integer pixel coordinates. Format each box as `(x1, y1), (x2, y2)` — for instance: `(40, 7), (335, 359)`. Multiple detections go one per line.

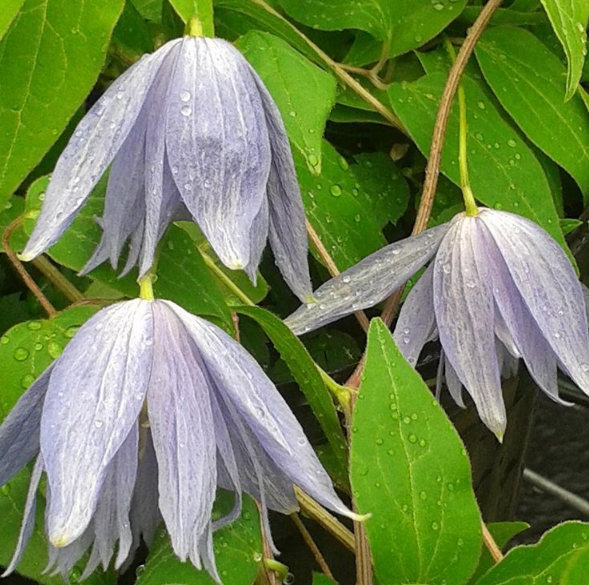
(481, 209), (589, 395)
(243, 197), (269, 286)
(285, 223), (451, 335)
(2, 455), (44, 576)
(434, 216), (506, 438)
(253, 74), (312, 302)
(0, 365), (52, 487)
(166, 38), (270, 270)
(393, 264), (435, 367)
(22, 41), (180, 261)
(147, 302), (217, 562)
(42, 301), (154, 546)
(166, 301), (351, 519)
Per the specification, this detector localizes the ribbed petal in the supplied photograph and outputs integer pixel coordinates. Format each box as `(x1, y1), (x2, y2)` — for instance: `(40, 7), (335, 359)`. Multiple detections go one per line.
(166, 38), (270, 269)
(2, 455), (44, 576)
(81, 117), (148, 275)
(285, 223), (451, 335)
(129, 430), (161, 551)
(166, 301), (351, 518)
(253, 74), (312, 301)
(443, 358), (465, 408)
(147, 302), (217, 562)
(139, 46), (181, 277)
(478, 222), (564, 402)
(22, 41), (180, 261)
(42, 301), (154, 546)
(0, 365), (52, 487)
(215, 394), (298, 515)
(243, 197), (269, 286)
(393, 264), (435, 367)
(434, 216), (506, 438)
(91, 424), (138, 571)
(481, 209), (589, 394)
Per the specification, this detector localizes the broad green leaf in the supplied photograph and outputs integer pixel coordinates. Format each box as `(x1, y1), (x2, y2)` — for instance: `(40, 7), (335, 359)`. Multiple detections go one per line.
(458, 6), (546, 26)
(112, 0), (154, 59)
(351, 319), (482, 585)
(136, 492), (263, 585)
(0, 305), (98, 419)
(0, 195), (26, 252)
(169, 0), (214, 35)
(0, 0), (125, 208)
(22, 177), (232, 326)
(388, 73), (566, 247)
(131, 0), (163, 21)
(351, 152), (409, 229)
(214, 0), (318, 62)
(236, 305), (348, 476)
(476, 521), (589, 585)
(540, 0), (589, 99)
(467, 522), (530, 585)
(476, 26), (589, 201)
(0, 468), (115, 585)
(296, 141), (387, 271)
(235, 31), (337, 174)
(0, 0), (25, 41)
(278, 0), (466, 64)
(561, 218), (583, 235)
(562, 544), (589, 583)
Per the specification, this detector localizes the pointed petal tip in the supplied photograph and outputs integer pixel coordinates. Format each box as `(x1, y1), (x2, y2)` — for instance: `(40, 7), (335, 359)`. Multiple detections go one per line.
(49, 534), (74, 549)
(350, 511), (372, 523)
(303, 293), (317, 305)
(17, 251), (35, 263)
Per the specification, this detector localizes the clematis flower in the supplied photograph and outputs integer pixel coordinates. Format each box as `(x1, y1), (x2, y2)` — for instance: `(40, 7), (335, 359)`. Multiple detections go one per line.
(0, 299), (352, 580)
(285, 209), (589, 438)
(20, 35), (312, 301)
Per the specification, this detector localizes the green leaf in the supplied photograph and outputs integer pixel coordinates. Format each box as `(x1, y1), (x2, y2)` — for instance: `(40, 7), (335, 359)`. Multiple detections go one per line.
(0, 305), (98, 419)
(169, 0), (214, 35)
(351, 152), (409, 229)
(351, 319), (482, 585)
(476, 521), (589, 585)
(278, 0), (467, 61)
(235, 31), (337, 174)
(0, 0), (25, 41)
(0, 0), (125, 208)
(131, 0), (163, 21)
(136, 492), (263, 585)
(23, 176), (233, 326)
(467, 521), (530, 585)
(562, 544), (589, 583)
(313, 574), (337, 585)
(0, 195), (25, 252)
(476, 26), (589, 202)
(112, 0), (154, 59)
(388, 73), (566, 247)
(0, 468), (115, 585)
(296, 141), (387, 271)
(236, 305), (348, 477)
(539, 0), (589, 99)
(561, 218), (583, 235)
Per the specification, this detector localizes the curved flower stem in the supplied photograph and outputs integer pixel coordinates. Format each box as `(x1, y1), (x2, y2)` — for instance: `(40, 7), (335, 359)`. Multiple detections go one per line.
(306, 219), (370, 333)
(376, 0), (505, 334)
(291, 513), (335, 579)
(248, 0), (404, 131)
(2, 217), (57, 318)
(443, 37), (479, 217)
(32, 256), (85, 303)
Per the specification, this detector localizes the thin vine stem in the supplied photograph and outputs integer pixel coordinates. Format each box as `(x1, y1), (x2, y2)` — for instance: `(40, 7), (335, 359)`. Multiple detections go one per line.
(32, 257), (85, 303)
(2, 217), (57, 318)
(291, 513), (335, 579)
(482, 522), (504, 563)
(248, 0), (404, 131)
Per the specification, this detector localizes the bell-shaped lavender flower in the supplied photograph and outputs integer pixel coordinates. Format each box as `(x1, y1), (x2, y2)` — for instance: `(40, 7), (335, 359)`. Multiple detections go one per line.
(285, 209), (589, 438)
(20, 36), (312, 302)
(0, 299), (353, 581)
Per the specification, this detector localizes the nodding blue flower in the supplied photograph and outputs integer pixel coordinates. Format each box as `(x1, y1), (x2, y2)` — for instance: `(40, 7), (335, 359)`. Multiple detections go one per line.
(0, 300), (353, 581)
(20, 36), (312, 302)
(285, 209), (589, 438)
